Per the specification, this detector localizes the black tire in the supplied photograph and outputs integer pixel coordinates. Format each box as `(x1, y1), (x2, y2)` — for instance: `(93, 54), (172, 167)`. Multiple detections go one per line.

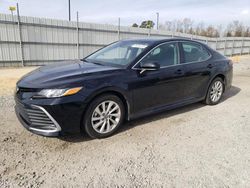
(204, 77), (224, 105)
(82, 94), (125, 138)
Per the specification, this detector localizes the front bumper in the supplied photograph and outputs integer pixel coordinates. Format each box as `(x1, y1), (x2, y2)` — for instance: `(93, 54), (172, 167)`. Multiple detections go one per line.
(14, 94), (87, 137)
(15, 100), (61, 136)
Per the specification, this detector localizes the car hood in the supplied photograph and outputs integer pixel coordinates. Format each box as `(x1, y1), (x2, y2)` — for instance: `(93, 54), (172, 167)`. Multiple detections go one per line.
(17, 60), (121, 88)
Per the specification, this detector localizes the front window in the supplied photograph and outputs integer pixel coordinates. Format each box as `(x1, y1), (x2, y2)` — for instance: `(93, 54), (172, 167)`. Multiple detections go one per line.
(85, 41), (150, 67)
(140, 42), (179, 67)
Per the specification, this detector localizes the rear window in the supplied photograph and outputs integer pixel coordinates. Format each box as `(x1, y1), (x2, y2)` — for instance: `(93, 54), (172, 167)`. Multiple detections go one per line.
(182, 42), (210, 63)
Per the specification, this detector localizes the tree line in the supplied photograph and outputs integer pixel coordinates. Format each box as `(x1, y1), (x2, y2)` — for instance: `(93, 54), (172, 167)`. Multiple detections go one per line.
(132, 19), (250, 38)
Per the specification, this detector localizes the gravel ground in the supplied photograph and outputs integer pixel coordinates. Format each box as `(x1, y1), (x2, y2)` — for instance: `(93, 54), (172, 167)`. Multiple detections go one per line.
(0, 56), (250, 187)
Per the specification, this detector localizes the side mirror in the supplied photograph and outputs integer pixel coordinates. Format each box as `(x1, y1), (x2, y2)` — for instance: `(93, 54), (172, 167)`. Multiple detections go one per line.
(139, 62), (160, 74)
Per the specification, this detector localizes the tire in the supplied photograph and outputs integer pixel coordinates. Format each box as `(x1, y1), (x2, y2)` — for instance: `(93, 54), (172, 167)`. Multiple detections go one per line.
(83, 94), (125, 138)
(204, 77), (224, 105)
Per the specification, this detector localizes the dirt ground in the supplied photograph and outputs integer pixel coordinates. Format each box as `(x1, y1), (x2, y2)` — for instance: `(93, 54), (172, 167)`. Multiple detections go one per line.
(0, 56), (250, 187)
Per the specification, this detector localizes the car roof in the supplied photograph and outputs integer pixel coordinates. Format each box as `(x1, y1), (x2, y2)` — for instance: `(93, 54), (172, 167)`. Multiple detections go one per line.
(121, 37), (206, 46)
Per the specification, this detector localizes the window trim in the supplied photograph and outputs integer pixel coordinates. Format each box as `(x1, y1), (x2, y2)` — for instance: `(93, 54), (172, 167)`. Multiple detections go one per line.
(180, 41), (212, 64)
(132, 41), (181, 70)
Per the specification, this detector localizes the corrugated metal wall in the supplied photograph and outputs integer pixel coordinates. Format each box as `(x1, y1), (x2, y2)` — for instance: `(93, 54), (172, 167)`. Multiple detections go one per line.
(0, 13), (250, 67)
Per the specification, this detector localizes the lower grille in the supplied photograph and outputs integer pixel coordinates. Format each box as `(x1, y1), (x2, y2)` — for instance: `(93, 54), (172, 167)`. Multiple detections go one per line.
(16, 101), (61, 132)
(25, 107), (57, 130)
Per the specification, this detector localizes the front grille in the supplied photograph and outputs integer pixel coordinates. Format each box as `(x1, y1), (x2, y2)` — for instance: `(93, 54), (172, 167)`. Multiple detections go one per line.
(16, 87), (38, 100)
(25, 107), (57, 130)
(18, 87), (38, 93)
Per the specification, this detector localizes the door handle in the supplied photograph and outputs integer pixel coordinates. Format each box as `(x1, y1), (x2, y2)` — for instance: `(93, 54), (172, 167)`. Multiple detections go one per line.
(174, 69), (183, 75)
(207, 64), (213, 69)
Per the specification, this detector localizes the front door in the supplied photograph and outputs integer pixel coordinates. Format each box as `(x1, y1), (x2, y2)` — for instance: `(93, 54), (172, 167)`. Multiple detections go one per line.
(130, 42), (187, 114)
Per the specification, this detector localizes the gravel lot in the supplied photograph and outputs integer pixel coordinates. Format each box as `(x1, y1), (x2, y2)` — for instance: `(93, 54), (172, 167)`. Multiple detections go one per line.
(0, 56), (250, 187)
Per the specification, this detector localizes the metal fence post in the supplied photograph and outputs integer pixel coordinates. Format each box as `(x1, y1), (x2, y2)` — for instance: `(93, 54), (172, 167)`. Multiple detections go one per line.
(148, 28), (151, 37)
(215, 38), (218, 50)
(76, 11), (79, 59)
(16, 3), (24, 66)
(118, 17), (120, 40)
(231, 39), (235, 57)
(224, 38), (227, 56)
(240, 37), (244, 55)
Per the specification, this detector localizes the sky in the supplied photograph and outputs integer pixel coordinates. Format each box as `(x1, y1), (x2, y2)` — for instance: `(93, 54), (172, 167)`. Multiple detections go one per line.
(0, 0), (249, 27)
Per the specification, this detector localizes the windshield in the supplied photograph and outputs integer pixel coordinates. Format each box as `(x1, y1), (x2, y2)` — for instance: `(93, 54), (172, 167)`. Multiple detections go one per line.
(85, 40), (150, 67)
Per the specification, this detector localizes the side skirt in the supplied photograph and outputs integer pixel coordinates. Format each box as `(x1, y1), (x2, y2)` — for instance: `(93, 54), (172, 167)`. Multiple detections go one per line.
(129, 97), (205, 121)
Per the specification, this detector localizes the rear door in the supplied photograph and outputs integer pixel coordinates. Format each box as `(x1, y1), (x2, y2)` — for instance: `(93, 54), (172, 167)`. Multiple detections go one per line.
(180, 41), (213, 99)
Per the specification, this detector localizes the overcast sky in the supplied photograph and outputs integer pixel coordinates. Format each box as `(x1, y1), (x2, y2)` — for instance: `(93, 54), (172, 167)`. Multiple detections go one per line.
(0, 0), (249, 27)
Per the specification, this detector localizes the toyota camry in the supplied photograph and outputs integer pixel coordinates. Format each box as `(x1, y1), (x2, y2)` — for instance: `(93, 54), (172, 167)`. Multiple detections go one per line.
(15, 38), (233, 138)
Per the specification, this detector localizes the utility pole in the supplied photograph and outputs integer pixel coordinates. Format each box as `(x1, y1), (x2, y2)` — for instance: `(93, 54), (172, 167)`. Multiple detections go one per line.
(68, 0), (71, 21)
(118, 17), (121, 40)
(156, 12), (159, 30)
(76, 11), (79, 58)
(16, 3), (24, 66)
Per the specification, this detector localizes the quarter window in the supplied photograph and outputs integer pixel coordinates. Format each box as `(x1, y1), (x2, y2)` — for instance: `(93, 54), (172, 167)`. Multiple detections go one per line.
(140, 43), (179, 67)
(182, 42), (210, 63)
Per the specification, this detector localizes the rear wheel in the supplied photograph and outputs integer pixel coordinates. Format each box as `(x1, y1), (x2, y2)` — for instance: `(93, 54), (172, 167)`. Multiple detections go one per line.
(83, 94), (125, 138)
(204, 77), (224, 105)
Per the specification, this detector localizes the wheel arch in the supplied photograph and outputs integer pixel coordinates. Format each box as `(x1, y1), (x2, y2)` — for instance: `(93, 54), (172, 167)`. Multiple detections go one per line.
(82, 87), (131, 123)
(215, 74), (226, 83)
(209, 73), (226, 90)
(204, 73), (226, 100)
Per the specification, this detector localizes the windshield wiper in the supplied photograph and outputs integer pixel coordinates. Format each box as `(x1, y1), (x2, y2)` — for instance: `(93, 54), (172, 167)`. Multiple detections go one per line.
(81, 59), (104, 66)
(90, 61), (104, 66)
(80, 59), (88, 62)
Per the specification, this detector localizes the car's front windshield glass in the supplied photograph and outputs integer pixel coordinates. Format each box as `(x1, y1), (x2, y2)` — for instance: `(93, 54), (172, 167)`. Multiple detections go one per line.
(85, 41), (150, 67)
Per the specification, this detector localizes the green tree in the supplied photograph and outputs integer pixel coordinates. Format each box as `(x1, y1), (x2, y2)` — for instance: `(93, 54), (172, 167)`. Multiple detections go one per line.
(132, 23), (139, 27)
(140, 20), (155, 29)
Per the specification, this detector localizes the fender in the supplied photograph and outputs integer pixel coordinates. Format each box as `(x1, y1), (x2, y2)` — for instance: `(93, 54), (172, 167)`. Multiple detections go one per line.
(205, 72), (226, 96)
(83, 86), (132, 120)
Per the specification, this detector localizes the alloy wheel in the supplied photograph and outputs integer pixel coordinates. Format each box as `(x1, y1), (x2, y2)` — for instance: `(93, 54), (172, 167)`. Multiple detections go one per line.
(91, 100), (121, 134)
(210, 81), (223, 103)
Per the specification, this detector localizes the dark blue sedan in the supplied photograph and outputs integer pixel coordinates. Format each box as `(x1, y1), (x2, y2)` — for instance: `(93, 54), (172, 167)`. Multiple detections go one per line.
(15, 38), (233, 138)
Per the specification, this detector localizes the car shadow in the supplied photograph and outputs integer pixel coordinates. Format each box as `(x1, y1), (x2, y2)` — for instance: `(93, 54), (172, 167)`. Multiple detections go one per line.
(59, 132), (93, 143)
(221, 85), (241, 102)
(59, 85), (241, 143)
(119, 86), (241, 134)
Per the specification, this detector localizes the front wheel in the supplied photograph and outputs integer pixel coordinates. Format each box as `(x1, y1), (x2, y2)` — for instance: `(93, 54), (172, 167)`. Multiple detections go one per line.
(204, 77), (224, 105)
(83, 94), (125, 138)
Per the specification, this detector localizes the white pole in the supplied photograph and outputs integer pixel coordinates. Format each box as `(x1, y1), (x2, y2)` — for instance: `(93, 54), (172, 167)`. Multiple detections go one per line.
(224, 38), (227, 56)
(68, 0), (71, 21)
(240, 37), (244, 55)
(156, 12), (159, 30)
(76, 11), (79, 59)
(118, 17), (120, 40)
(17, 3), (24, 67)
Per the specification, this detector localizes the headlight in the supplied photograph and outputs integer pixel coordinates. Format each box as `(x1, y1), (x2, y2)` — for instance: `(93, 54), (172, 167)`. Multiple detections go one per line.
(33, 87), (82, 98)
